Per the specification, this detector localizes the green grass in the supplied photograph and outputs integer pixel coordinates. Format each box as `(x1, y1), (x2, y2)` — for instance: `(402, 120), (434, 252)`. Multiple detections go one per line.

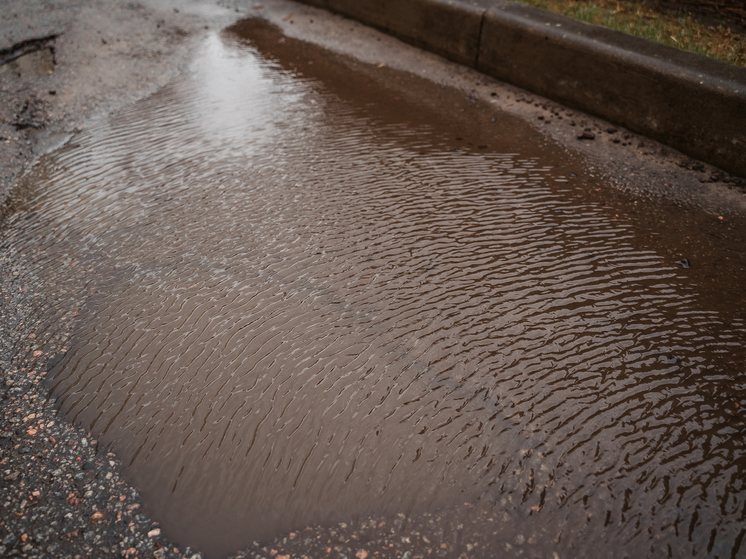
(514, 0), (746, 67)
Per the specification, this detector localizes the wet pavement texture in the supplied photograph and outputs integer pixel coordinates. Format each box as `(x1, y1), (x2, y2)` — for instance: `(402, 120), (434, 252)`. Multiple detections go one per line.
(3, 16), (746, 559)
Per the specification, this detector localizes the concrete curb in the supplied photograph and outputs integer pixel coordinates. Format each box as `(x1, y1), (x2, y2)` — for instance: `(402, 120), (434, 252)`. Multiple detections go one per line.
(294, 0), (746, 177)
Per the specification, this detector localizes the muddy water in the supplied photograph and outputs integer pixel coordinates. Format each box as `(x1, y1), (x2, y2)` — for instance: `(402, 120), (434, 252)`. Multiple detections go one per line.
(4, 18), (746, 559)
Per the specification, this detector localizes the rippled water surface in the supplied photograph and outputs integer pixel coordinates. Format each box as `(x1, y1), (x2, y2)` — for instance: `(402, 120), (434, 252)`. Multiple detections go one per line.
(4, 19), (746, 559)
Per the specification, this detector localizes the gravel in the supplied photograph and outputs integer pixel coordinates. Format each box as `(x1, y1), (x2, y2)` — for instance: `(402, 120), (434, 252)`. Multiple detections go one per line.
(2, 1), (745, 558)
(0, 1), (227, 557)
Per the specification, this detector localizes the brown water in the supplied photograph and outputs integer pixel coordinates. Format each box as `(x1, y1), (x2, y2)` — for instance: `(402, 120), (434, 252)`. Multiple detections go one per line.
(3, 19), (746, 559)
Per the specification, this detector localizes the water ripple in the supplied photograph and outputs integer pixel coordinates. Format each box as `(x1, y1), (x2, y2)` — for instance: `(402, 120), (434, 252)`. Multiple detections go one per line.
(2, 19), (745, 559)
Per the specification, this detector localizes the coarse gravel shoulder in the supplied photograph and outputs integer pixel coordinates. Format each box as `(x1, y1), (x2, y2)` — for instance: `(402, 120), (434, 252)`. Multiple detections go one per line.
(0, 2), (238, 557)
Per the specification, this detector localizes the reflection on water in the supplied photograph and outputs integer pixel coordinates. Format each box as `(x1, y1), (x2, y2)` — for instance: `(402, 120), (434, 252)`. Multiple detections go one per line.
(3, 19), (746, 559)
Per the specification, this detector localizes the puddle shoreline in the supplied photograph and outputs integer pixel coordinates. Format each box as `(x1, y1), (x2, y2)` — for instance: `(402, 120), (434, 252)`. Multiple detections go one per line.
(4, 18), (745, 559)
(2, 4), (746, 559)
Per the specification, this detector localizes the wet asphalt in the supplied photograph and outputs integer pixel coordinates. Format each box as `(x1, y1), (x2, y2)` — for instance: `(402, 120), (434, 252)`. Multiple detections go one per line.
(2, 1), (746, 559)
(1, 2), (225, 557)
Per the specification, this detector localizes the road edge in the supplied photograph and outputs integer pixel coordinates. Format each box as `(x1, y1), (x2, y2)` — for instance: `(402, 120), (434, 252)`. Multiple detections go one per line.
(297, 0), (746, 177)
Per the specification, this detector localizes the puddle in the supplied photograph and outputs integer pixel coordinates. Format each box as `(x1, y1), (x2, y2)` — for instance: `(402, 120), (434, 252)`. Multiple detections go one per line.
(0, 47), (55, 79)
(30, 129), (72, 156)
(3, 19), (746, 559)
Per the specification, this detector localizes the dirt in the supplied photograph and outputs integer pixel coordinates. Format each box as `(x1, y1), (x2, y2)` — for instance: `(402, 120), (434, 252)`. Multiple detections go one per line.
(647, 0), (746, 31)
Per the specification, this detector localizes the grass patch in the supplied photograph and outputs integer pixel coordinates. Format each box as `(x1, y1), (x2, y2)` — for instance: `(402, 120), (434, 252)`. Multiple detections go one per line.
(513, 0), (746, 67)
